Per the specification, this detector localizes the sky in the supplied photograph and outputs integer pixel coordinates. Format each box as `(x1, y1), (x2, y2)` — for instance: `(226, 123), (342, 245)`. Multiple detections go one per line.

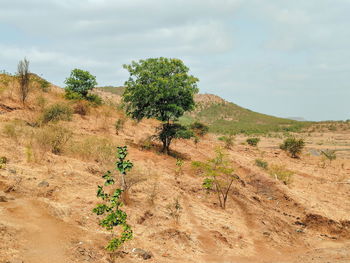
(0, 0), (349, 121)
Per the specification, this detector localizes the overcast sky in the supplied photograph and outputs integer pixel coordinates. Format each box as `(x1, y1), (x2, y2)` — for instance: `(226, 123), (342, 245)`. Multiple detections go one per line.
(1, 0), (349, 121)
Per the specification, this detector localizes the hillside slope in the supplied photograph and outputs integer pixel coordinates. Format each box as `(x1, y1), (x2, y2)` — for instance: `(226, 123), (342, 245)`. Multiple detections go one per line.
(97, 86), (308, 134)
(0, 78), (349, 262)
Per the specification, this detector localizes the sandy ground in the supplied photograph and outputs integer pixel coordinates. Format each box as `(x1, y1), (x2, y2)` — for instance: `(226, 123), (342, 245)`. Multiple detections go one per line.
(0, 88), (349, 263)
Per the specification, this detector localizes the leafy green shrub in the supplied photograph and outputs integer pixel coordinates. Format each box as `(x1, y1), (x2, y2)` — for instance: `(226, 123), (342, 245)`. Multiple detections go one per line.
(192, 148), (236, 209)
(190, 121), (209, 137)
(246, 137), (260, 147)
(65, 69), (97, 98)
(92, 146), (133, 252)
(255, 159), (268, 170)
(64, 90), (84, 100)
(268, 164), (293, 185)
(41, 103), (73, 124)
(280, 137), (305, 158)
(86, 93), (102, 106)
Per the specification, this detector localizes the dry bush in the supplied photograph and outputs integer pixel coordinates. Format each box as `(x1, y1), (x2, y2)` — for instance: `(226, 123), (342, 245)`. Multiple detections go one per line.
(91, 105), (115, 131)
(32, 124), (72, 155)
(69, 136), (116, 165)
(268, 164), (293, 185)
(35, 95), (48, 111)
(166, 198), (182, 224)
(73, 100), (90, 116)
(17, 58), (31, 104)
(147, 181), (159, 206)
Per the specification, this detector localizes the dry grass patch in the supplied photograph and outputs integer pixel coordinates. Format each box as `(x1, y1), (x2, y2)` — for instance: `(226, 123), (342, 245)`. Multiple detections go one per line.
(268, 164), (294, 185)
(69, 136), (116, 166)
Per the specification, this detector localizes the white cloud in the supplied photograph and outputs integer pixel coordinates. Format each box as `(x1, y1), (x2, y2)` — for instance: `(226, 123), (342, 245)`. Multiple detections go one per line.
(0, 0), (349, 120)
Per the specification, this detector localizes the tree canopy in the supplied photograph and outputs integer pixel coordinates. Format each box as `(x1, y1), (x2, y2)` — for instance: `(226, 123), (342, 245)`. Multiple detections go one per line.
(123, 57), (199, 122)
(122, 57), (199, 154)
(64, 69), (97, 97)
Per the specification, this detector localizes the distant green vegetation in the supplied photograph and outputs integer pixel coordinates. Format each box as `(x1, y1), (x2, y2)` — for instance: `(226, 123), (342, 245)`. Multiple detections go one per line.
(98, 86), (311, 136)
(180, 101), (310, 135)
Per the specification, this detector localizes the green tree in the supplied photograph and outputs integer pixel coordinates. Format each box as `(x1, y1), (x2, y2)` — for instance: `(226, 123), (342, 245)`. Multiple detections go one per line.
(192, 148), (237, 209)
(64, 69), (97, 98)
(92, 146), (133, 252)
(122, 57), (199, 154)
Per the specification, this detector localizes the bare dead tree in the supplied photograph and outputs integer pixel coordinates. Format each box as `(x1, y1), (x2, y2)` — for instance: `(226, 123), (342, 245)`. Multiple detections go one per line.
(17, 58), (30, 104)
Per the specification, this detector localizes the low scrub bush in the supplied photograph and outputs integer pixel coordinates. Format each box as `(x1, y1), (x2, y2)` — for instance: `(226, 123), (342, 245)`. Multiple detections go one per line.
(255, 159), (268, 170)
(138, 136), (154, 150)
(41, 103), (73, 124)
(73, 100), (90, 116)
(268, 164), (293, 185)
(34, 124), (72, 154)
(114, 118), (126, 135)
(218, 134), (234, 149)
(246, 137), (260, 147)
(166, 198), (182, 224)
(280, 137), (305, 158)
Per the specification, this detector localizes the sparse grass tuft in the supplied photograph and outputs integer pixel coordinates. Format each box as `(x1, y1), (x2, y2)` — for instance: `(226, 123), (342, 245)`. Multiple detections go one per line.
(268, 164), (293, 185)
(255, 159), (268, 170)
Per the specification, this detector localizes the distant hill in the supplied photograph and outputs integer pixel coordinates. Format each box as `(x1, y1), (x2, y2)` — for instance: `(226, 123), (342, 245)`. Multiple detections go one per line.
(288, 117), (307, 121)
(97, 86), (309, 135)
(180, 94), (309, 134)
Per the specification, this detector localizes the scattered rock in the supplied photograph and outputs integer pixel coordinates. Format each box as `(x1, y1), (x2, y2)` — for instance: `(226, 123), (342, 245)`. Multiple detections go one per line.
(131, 248), (153, 260)
(38, 181), (49, 187)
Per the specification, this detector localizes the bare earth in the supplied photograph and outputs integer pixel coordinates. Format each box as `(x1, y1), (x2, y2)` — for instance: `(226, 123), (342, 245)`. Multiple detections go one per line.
(0, 88), (349, 263)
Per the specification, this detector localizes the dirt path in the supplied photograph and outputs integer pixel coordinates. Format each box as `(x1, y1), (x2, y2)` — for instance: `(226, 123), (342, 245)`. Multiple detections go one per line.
(182, 194), (220, 262)
(4, 198), (73, 263)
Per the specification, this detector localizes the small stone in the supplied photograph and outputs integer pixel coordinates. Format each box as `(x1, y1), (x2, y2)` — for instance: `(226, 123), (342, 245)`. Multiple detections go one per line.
(132, 248), (153, 260)
(38, 181), (49, 187)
